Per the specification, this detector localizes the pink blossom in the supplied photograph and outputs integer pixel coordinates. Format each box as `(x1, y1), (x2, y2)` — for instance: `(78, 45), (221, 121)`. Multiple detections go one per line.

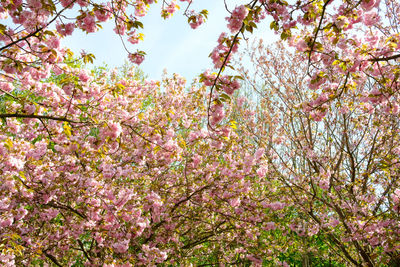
(127, 32), (142, 44)
(0, 217), (13, 228)
(319, 178), (329, 190)
(256, 165), (268, 177)
(210, 103), (225, 126)
(192, 154), (202, 168)
(254, 148), (264, 160)
(166, 1), (179, 14)
(264, 221), (276, 230)
(24, 104), (35, 114)
(95, 6), (112, 22)
(189, 13), (204, 29)
(59, 0), (74, 8)
(0, 82), (14, 93)
(113, 239), (130, 253)
(246, 254), (262, 266)
(56, 23), (75, 36)
(296, 39), (308, 52)
(222, 78), (240, 95)
(0, 252), (15, 266)
(62, 83), (74, 95)
(267, 201), (285, 211)
(109, 122), (122, 138)
(78, 69), (90, 83)
(27, 0), (42, 9)
(363, 12), (379, 26)
(361, 0), (378, 11)
(77, 0), (88, 7)
(229, 197), (241, 207)
(393, 189), (400, 204)
(46, 36), (60, 49)
(329, 219), (340, 227)
(226, 5), (248, 33)
(81, 14), (97, 33)
(129, 52), (145, 65)
(8, 156), (24, 170)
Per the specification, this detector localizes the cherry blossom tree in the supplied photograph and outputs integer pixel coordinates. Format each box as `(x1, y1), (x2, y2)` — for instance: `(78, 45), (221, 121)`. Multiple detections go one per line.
(0, 59), (291, 265)
(234, 40), (400, 266)
(206, 0), (400, 131)
(1, 0), (400, 265)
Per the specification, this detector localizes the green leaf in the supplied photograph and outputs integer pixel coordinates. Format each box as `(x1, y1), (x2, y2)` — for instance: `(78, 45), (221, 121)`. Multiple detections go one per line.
(116, 83), (126, 90)
(200, 9), (208, 19)
(245, 25), (253, 33)
(219, 93), (231, 102)
(270, 21), (279, 31)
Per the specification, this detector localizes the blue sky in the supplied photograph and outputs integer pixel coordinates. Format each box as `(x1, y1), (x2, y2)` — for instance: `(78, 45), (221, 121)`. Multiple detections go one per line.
(62, 0), (277, 81)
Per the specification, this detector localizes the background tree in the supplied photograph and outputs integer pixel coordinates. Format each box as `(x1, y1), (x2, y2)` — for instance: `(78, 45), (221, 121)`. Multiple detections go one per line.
(233, 40), (400, 266)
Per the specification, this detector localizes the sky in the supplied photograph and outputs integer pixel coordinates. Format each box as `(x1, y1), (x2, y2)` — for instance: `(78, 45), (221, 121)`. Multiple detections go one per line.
(62, 0), (278, 82)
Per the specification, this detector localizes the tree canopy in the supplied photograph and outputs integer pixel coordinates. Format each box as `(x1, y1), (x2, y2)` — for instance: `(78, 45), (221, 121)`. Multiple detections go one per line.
(1, 0), (400, 266)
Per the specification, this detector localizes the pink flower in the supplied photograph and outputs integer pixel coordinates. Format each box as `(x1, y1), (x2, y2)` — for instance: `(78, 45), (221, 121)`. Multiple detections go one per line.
(229, 197), (241, 207)
(109, 122), (122, 139)
(77, 0), (88, 7)
(46, 36), (60, 49)
(256, 165), (268, 177)
(393, 189), (400, 204)
(24, 104), (36, 114)
(113, 239), (130, 253)
(189, 13), (204, 29)
(0, 217), (13, 228)
(62, 83), (74, 95)
(264, 222), (276, 230)
(127, 32), (142, 44)
(296, 39), (308, 52)
(8, 156), (24, 170)
(361, 0), (379, 11)
(166, 1), (179, 14)
(192, 154), (202, 168)
(95, 6), (112, 22)
(319, 178), (329, 190)
(129, 52), (145, 65)
(78, 69), (90, 83)
(210, 103), (225, 126)
(59, 0), (74, 8)
(246, 255), (262, 266)
(0, 82), (14, 92)
(27, 0), (42, 9)
(222, 78), (240, 95)
(56, 22), (75, 36)
(81, 14), (97, 33)
(254, 148), (264, 160)
(329, 219), (340, 227)
(226, 5), (248, 33)
(265, 201), (285, 211)
(363, 12), (379, 26)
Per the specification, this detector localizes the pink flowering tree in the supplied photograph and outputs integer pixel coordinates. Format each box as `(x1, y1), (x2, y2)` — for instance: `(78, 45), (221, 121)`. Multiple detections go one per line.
(0, 59), (297, 265)
(1, 0), (400, 265)
(198, 0), (400, 133)
(233, 40), (400, 266)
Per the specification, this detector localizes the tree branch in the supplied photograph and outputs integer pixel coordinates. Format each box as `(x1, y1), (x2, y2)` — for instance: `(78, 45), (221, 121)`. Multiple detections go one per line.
(0, 113), (80, 123)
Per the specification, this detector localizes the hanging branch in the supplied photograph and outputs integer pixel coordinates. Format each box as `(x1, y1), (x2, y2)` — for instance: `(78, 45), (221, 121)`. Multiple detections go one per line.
(207, 0), (258, 130)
